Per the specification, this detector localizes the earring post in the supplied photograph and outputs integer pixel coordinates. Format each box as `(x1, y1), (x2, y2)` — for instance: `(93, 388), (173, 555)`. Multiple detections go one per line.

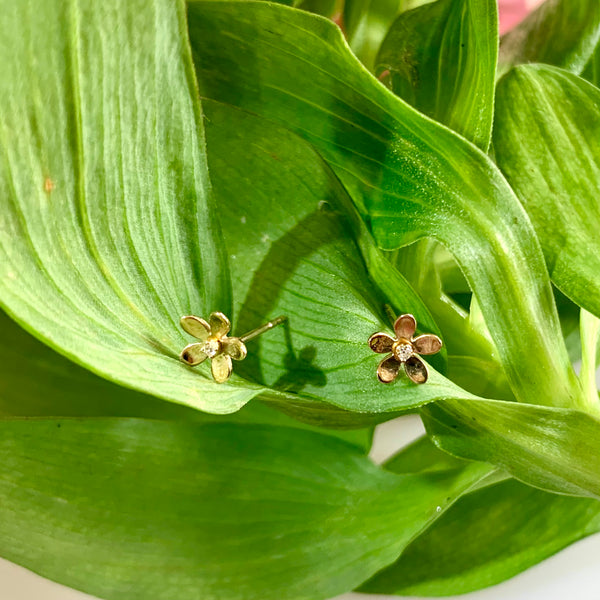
(240, 316), (287, 343)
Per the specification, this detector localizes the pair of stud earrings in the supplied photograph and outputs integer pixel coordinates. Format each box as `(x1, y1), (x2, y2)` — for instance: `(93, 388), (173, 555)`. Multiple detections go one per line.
(179, 311), (442, 385)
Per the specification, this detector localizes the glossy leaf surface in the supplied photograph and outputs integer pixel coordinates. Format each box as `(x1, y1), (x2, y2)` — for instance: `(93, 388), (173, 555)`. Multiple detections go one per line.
(189, 1), (581, 410)
(494, 65), (600, 328)
(0, 418), (488, 600)
(422, 398), (600, 499)
(365, 431), (600, 594)
(202, 99), (463, 417)
(363, 477), (600, 595)
(377, 0), (498, 149)
(0, 310), (373, 448)
(0, 0), (480, 425)
(0, 0), (267, 414)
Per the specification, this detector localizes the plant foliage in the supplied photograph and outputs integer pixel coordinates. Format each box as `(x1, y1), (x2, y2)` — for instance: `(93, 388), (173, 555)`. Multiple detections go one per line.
(0, 0), (599, 598)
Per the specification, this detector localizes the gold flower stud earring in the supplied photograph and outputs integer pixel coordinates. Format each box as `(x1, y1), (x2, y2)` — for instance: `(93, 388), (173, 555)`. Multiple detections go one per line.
(368, 313), (442, 384)
(179, 312), (286, 383)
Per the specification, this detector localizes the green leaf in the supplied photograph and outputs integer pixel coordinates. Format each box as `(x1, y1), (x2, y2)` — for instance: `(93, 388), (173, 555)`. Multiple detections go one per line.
(343, 0), (437, 71)
(377, 0), (498, 150)
(343, 0), (403, 71)
(0, 309), (374, 449)
(362, 477), (600, 596)
(0, 418), (488, 600)
(364, 435), (600, 595)
(498, 0), (600, 77)
(392, 240), (513, 400)
(202, 99), (463, 418)
(582, 42), (600, 87)
(494, 65), (600, 334)
(0, 0), (272, 414)
(343, 0), (371, 40)
(296, 0), (338, 17)
(189, 1), (581, 410)
(0, 0), (477, 426)
(383, 434), (470, 474)
(421, 398), (600, 499)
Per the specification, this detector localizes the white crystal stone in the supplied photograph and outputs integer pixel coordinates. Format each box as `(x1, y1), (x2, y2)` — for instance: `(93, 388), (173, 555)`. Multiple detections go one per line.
(201, 338), (221, 358)
(394, 342), (414, 362)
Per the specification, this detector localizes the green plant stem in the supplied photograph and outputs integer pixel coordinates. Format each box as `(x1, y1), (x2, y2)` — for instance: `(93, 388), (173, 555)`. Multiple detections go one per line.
(580, 309), (600, 412)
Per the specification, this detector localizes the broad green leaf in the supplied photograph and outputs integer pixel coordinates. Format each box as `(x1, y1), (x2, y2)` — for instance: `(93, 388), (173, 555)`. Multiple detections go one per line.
(0, 0), (478, 426)
(0, 418), (488, 600)
(0, 310), (373, 449)
(0, 0), (272, 414)
(363, 436), (600, 595)
(494, 65), (600, 333)
(362, 478), (600, 596)
(422, 398), (600, 499)
(377, 0), (498, 150)
(202, 99), (466, 418)
(498, 0), (600, 77)
(189, 1), (582, 410)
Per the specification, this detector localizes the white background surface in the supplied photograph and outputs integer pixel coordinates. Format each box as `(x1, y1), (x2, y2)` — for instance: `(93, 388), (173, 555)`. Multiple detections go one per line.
(2, 414), (599, 600)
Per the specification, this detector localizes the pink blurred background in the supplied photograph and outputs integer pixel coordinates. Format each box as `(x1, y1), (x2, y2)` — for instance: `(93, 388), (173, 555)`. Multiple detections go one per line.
(499, 0), (546, 33)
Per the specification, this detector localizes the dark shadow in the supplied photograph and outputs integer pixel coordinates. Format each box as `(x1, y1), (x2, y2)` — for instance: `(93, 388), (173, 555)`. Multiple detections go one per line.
(272, 324), (327, 393)
(232, 208), (361, 390)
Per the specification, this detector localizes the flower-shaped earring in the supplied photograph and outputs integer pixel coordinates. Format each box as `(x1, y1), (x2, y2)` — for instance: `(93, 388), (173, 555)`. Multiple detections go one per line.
(180, 312), (286, 383)
(368, 314), (442, 384)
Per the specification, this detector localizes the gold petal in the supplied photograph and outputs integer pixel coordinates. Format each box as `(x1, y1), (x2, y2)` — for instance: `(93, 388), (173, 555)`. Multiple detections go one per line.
(222, 337), (247, 361)
(377, 355), (402, 384)
(394, 314), (417, 341)
(180, 343), (208, 366)
(209, 312), (231, 338)
(180, 315), (210, 341)
(404, 355), (428, 384)
(412, 334), (443, 355)
(368, 332), (395, 354)
(211, 353), (233, 383)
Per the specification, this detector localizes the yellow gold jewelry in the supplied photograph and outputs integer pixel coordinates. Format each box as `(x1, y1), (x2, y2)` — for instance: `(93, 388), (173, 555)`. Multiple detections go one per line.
(368, 313), (442, 384)
(180, 312), (286, 383)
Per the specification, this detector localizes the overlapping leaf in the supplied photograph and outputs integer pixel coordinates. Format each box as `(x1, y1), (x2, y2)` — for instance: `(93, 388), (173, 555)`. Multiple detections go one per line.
(422, 398), (600, 499)
(202, 99), (464, 418)
(189, 1), (581, 410)
(494, 65), (600, 324)
(498, 0), (600, 76)
(0, 418), (488, 600)
(377, 0), (498, 149)
(0, 309), (373, 448)
(363, 477), (600, 595)
(363, 433), (600, 595)
(0, 0), (481, 425)
(0, 0), (270, 414)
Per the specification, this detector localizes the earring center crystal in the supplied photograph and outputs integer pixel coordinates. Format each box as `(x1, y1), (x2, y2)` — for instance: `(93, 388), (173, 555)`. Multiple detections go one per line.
(201, 338), (221, 358)
(393, 342), (414, 362)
